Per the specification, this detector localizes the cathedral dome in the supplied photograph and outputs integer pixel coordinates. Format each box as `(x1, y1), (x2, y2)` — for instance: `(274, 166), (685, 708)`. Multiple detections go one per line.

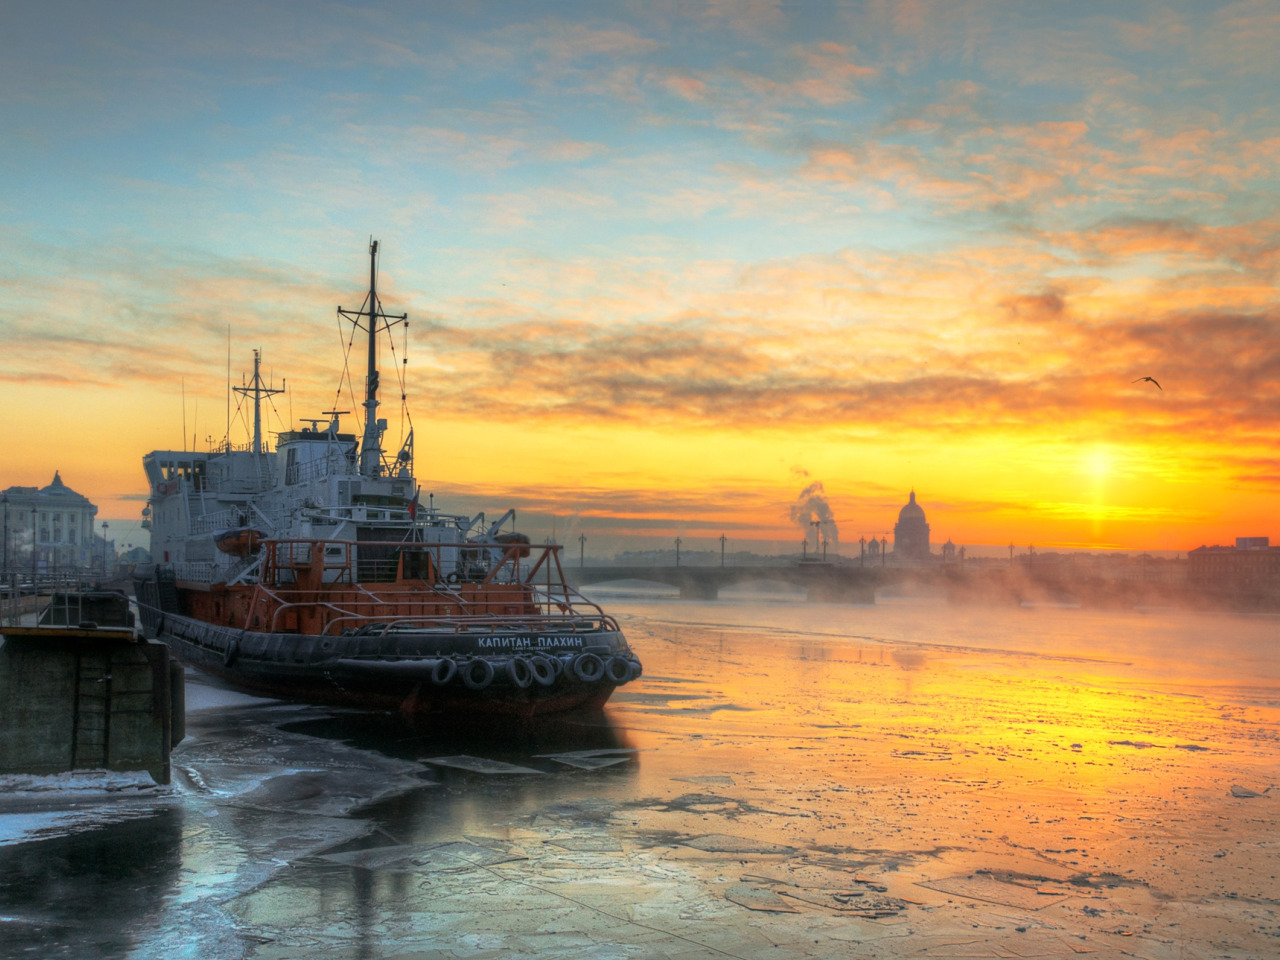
(898, 490), (926, 522)
(893, 490), (931, 562)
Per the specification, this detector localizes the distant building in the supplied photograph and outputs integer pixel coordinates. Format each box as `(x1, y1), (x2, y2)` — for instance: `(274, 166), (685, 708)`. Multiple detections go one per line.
(122, 545), (152, 565)
(1188, 537), (1280, 596)
(892, 490), (931, 562)
(1, 471), (107, 575)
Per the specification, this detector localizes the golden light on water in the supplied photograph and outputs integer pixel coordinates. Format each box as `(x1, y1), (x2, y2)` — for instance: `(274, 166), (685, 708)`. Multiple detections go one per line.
(611, 600), (1280, 914)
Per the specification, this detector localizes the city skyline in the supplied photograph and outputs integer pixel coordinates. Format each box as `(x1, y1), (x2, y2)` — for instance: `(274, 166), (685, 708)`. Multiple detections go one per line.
(3, 2), (1278, 555)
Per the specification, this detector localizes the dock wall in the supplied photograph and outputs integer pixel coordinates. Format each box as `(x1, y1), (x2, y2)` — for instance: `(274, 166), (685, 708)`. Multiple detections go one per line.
(0, 631), (183, 785)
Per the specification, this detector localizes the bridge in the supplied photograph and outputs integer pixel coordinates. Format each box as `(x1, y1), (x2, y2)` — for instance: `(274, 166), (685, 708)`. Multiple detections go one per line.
(562, 560), (1252, 611)
(562, 562), (895, 602)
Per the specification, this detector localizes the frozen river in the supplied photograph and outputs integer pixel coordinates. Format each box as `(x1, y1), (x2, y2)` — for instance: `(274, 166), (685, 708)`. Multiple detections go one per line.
(3, 596), (1280, 959)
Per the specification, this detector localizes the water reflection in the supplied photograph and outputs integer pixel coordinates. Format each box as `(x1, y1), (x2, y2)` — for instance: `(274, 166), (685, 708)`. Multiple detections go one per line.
(281, 706), (636, 764)
(215, 709), (642, 958)
(0, 806), (184, 958)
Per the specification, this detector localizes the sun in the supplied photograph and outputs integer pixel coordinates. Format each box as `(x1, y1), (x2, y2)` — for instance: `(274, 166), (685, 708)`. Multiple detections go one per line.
(1086, 447), (1113, 482)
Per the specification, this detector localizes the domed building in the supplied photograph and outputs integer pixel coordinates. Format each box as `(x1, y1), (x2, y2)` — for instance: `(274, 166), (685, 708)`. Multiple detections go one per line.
(892, 490), (931, 562)
(2, 471), (103, 573)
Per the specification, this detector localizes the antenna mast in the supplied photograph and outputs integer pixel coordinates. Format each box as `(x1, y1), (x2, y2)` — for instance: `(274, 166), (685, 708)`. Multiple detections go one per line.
(338, 239), (408, 478)
(233, 349), (284, 455)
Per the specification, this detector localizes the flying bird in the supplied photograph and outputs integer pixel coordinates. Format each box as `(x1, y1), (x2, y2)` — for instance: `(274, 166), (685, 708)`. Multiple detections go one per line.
(1132, 376), (1162, 390)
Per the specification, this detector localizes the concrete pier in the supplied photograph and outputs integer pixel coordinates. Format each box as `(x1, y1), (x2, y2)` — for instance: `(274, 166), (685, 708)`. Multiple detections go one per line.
(0, 613), (184, 785)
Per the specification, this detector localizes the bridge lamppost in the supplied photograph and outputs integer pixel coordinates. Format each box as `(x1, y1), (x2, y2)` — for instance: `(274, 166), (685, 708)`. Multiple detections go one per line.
(881, 534), (888, 566)
(101, 522), (109, 578)
(674, 537), (682, 567)
(579, 534), (586, 568)
(719, 534), (726, 568)
(859, 535), (866, 567)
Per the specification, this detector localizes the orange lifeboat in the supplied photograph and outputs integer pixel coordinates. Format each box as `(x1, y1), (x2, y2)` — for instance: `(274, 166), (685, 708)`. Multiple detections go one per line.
(494, 532), (532, 558)
(214, 527), (265, 557)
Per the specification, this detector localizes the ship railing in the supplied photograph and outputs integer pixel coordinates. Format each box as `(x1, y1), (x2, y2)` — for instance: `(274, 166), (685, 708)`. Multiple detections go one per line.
(173, 561), (216, 582)
(215, 439), (273, 455)
(245, 560), (611, 635)
(250, 575), (611, 626)
(319, 611), (622, 638)
(283, 451), (356, 486)
(244, 582), (617, 636)
(258, 537), (587, 593)
(190, 509), (241, 535)
(300, 503), (417, 526)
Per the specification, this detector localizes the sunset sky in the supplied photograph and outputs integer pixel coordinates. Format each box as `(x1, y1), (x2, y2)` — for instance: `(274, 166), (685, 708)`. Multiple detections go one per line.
(2, 1), (1278, 558)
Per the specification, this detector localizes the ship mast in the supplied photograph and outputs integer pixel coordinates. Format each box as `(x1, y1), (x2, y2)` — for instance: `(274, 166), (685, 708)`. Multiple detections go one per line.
(232, 348), (284, 455)
(338, 239), (408, 478)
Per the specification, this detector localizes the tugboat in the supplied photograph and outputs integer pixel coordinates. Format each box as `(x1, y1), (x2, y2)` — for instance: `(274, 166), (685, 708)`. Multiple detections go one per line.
(133, 241), (641, 719)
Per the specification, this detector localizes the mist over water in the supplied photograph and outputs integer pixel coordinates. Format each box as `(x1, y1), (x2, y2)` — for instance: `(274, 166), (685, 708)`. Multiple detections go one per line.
(608, 596), (1280, 708)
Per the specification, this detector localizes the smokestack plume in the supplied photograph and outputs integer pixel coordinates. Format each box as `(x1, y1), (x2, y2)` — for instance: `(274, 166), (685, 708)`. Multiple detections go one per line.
(790, 480), (840, 547)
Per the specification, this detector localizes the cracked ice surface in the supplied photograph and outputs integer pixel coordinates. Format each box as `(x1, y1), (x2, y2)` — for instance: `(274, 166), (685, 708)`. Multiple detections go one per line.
(2, 599), (1280, 958)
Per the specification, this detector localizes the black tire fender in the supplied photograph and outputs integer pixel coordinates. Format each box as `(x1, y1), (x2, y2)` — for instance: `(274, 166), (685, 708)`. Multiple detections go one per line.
(604, 655), (631, 684)
(462, 658), (494, 690)
(529, 656), (556, 687)
(507, 657), (533, 689)
(573, 652), (605, 683)
(431, 657), (457, 685)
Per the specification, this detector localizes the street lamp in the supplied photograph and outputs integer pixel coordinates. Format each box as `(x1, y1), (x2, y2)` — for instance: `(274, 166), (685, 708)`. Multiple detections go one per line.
(102, 521), (109, 578)
(674, 537), (681, 567)
(719, 534), (726, 568)
(579, 533), (586, 569)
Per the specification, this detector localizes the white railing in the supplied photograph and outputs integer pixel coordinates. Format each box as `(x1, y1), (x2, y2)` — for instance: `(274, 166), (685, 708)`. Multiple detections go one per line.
(284, 453), (354, 486)
(173, 561), (216, 582)
(190, 509), (240, 535)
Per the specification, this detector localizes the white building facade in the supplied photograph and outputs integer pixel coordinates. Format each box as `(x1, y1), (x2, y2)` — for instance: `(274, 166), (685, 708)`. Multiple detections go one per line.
(2, 472), (108, 576)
